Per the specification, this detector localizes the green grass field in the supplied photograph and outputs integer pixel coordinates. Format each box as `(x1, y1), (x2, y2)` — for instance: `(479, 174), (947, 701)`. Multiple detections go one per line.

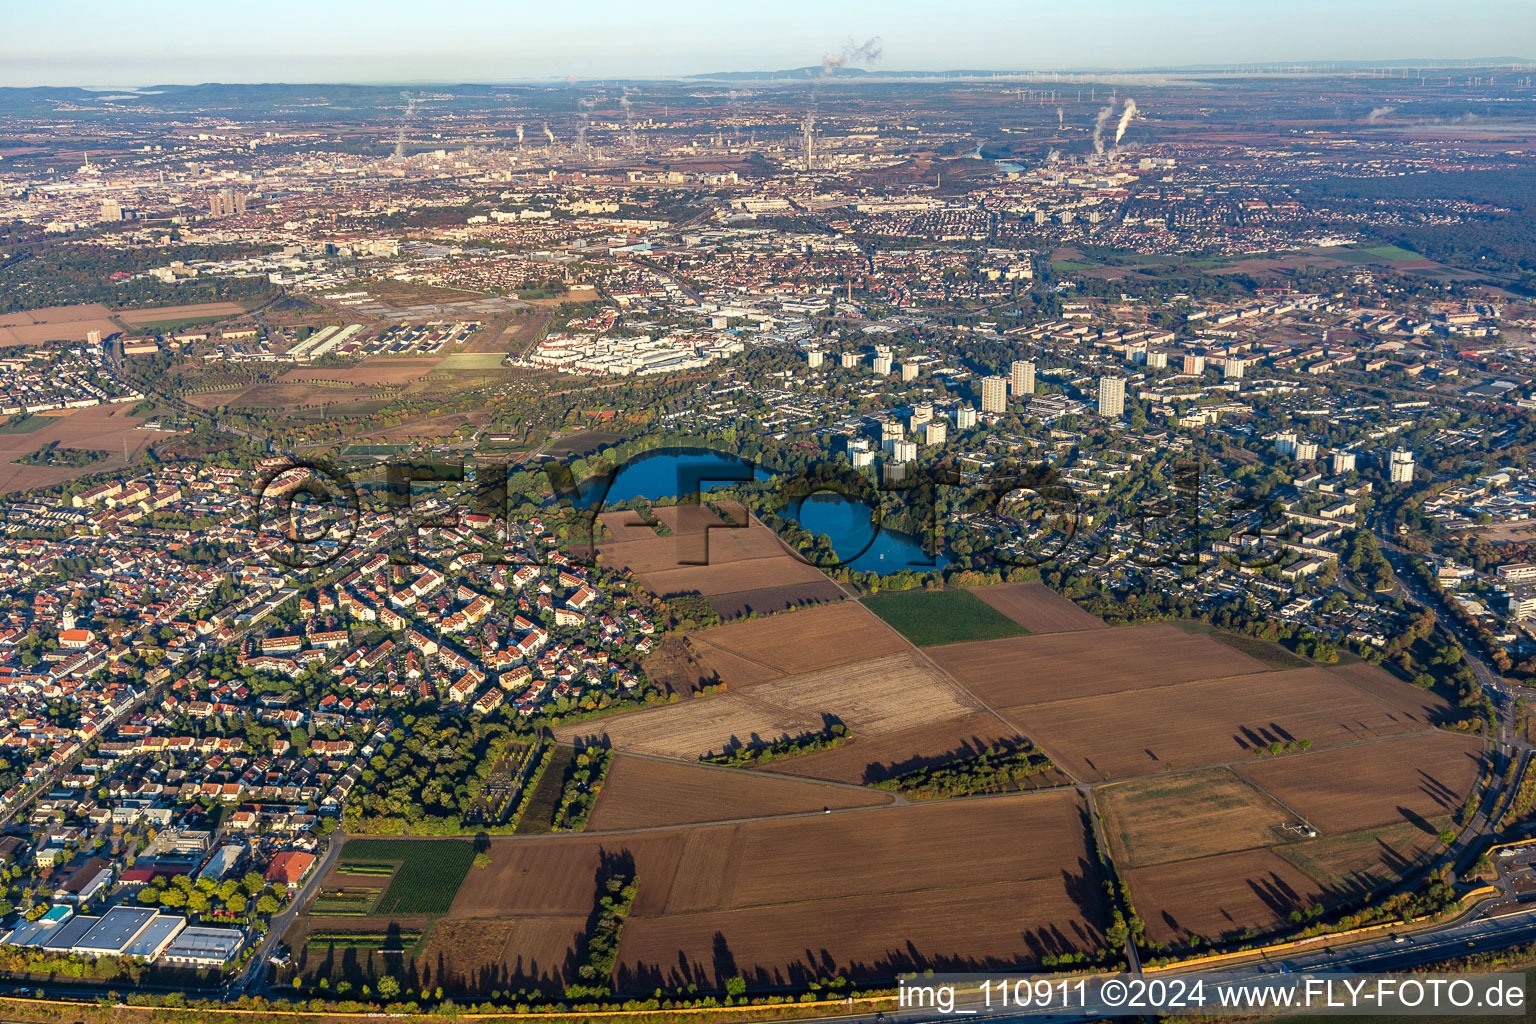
(0, 414), (51, 435)
(1175, 621), (1311, 669)
(862, 588), (1030, 647)
(1362, 244), (1422, 261)
(435, 352), (508, 369)
(337, 839), (476, 915)
(128, 315), (228, 331)
(512, 745), (575, 835)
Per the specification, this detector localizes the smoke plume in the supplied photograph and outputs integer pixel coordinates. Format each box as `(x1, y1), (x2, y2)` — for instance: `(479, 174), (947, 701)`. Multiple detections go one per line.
(1366, 105), (1395, 123)
(821, 36), (883, 76)
(393, 93), (417, 160)
(1113, 98), (1138, 149)
(1092, 105), (1113, 156)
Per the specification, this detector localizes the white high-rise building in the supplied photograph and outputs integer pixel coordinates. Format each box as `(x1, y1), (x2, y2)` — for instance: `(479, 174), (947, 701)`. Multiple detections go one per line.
(1011, 359), (1035, 398)
(1182, 354), (1206, 375)
(1098, 377), (1126, 418)
(923, 420), (948, 445)
(980, 376), (1007, 413)
(900, 362), (919, 382)
(1224, 356), (1246, 380)
(840, 351), (859, 369)
(1332, 451), (1357, 476)
(1389, 449), (1415, 485)
(1146, 350), (1168, 370)
(955, 407), (977, 430)
(1274, 432), (1298, 456)
(891, 439), (918, 463)
(873, 355), (893, 376)
(806, 349), (824, 368)
(1295, 441), (1319, 462)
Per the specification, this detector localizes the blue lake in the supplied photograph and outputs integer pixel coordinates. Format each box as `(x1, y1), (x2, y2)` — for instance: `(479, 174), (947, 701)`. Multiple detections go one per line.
(581, 451), (770, 505)
(583, 451), (947, 575)
(789, 494), (949, 574)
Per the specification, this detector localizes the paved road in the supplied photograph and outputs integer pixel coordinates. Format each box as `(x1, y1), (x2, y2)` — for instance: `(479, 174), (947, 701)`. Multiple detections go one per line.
(824, 907), (1536, 1024)
(231, 832), (341, 996)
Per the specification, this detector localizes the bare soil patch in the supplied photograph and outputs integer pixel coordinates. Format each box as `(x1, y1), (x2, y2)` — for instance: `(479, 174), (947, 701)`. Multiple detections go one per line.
(1006, 668), (1443, 782)
(0, 405), (168, 494)
(1235, 731), (1485, 833)
(929, 623), (1267, 707)
(553, 694), (819, 760)
(116, 301), (247, 324)
(1126, 849), (1330, 946)
(280, 357), (438, 386)
(617, 878), (1103, 990)
(597, 508), (845, 618)
(584, 755), (891, 831)
(745, 651), (981, 737)
(968, 582), (1108, 633)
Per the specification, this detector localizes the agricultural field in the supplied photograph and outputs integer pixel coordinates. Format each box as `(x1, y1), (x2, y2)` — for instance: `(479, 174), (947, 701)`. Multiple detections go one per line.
(595, 507), (846, 619)
(762, 712), (1036, 785)
(1005, 667), (1449, 781)
(1276, 820), (1450, 898)
(514, 745), (577, 835)
(433, 791), (1104, 990)
(968, 582), (1110, 634)
(0, 302), (121, 346)
(116, 300), (248, 324)
(641, 635), (782, 694)
(744, 651), (981, 737)
(928, 622), (1267, 707)
(560, 651), (980, 757)
(0, 405), (170, 493)
(1234, 731), (1485, 833)
(584, 755), (892, 831)
(335, 839), (477, 915)
(682, 600), (909, 681)
(1174, 621), (1311, 669)
(1096, 769), (1296, 868)
(553, 694), (818, 760)
(1125, 849), (1330, 946)
(617, 877), (1099, 989)
(861, 588), (1030, 647)
(278, 356), (440, 386)
(308, 886), (383, 916)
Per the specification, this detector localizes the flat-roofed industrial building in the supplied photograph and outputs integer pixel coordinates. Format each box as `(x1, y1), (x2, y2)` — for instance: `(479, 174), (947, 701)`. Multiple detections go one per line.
(73, 907), (159, 957)
(160, 926), (244, 967)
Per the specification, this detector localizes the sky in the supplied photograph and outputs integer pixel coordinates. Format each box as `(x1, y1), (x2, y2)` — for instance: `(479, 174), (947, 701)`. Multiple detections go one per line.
(5, 0), (1535, 88)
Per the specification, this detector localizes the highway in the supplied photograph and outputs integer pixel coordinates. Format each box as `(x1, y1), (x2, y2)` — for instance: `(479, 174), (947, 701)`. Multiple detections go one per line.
(826, 907), (1536, 1024)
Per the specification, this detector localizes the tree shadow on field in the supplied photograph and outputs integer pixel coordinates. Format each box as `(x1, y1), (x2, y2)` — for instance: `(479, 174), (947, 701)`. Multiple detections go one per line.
(859, 735), (1025, 784)
(1246, 872), (1304, 918)
(614, 806), (1111, 995)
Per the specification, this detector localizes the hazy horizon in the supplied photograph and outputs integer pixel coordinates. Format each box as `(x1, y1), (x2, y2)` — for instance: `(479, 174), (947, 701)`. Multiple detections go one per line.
(6, 0), (1536, 89)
